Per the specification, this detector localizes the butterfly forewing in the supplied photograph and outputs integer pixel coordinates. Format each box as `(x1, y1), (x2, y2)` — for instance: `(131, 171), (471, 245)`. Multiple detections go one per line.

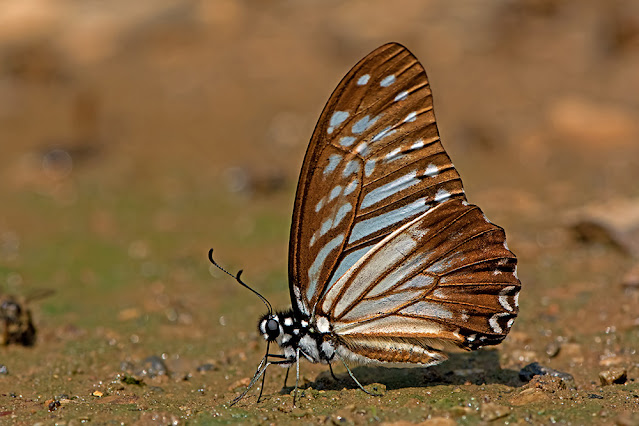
(289, 43), (466, 315)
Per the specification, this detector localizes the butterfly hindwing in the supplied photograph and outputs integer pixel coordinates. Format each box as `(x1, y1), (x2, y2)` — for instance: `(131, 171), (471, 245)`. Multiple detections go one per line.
(289, 43), (466, 316)
(317, 199), (519, 363)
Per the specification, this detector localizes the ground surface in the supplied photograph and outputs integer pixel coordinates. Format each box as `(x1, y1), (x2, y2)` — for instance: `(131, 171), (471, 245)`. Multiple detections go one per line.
(1, 0), (638, 424)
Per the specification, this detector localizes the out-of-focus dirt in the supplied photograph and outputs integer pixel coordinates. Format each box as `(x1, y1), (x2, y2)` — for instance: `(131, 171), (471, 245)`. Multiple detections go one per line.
(0, 0), (638, 424)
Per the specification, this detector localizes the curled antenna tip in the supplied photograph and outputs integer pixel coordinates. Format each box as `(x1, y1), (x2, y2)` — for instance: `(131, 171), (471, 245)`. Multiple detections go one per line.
(207, 248), (273, 315)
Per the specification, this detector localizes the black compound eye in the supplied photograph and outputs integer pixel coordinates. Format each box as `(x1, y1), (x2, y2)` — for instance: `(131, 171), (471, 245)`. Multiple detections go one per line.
(266, 319), (279, 339)
(267, 319), (278, 331)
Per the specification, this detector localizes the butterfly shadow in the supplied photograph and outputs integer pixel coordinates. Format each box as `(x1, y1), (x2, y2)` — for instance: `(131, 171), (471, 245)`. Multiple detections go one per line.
(301, 349), (523, 393)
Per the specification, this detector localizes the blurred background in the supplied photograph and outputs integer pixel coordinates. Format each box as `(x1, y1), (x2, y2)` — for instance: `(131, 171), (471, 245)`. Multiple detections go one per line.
(1, 0), (638, 423)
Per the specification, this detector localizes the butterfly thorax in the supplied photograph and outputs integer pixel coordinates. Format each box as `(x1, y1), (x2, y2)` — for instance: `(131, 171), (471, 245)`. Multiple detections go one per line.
(258, 310), (336, 365)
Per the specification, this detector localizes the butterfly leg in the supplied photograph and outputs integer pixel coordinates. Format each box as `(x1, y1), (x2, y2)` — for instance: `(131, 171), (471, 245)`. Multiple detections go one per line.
(328, 363), (339, 381)
(293, 348), (300, 407)
(336, 354), (383, 396)
(256, 341), (271, 403)
(283, 365), (291, 388)
(230, 359), (292, 406)
(257, 364), (268, 403)
(230, 360), (272, 406)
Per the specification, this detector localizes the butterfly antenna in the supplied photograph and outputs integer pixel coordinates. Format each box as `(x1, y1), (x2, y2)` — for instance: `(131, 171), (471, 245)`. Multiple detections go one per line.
(208, 249), (273, 315)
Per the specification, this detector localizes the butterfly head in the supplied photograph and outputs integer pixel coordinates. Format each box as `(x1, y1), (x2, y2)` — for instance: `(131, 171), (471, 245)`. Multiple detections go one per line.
(258, 313), (281, 342)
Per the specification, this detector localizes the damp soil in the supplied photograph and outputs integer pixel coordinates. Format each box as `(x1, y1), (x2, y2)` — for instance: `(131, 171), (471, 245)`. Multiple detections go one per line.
(1, 1), (639, 424)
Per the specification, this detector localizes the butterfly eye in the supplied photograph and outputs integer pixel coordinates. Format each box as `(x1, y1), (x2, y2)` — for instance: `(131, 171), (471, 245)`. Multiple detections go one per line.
(266, 319), (280, 339)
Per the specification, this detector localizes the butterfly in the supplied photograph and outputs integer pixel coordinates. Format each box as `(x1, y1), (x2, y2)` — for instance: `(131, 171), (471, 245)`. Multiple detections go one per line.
(210, 42), (521, 405)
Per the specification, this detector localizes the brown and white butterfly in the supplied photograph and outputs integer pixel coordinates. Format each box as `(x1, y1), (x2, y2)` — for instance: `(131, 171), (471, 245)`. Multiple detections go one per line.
(210, 42), (520, 405)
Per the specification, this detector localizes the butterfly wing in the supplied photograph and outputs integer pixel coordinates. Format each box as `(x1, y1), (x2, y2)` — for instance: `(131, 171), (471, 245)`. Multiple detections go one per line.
(318, 199), (520, 364)
(289, 43), (466, 316)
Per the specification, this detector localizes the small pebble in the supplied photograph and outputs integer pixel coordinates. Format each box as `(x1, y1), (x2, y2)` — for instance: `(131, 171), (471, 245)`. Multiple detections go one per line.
(121, 355), (170, 378)
(196, 363), (217, 373)
(545, 341), (561, 358)
(0, 364), (8, 375)
(599, 368), (627, 385)
(47, 400), (60, 412)
(519, 362), (574, 382)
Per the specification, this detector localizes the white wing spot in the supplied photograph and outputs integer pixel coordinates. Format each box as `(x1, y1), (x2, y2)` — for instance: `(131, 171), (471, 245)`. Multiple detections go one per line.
(507, 318), (515, 328)
(344, 179), (358, 196)
(355, 142), (369, 156)
(323, 154), (342, 175)
(365, 159), (376, 177)
(357, 74), (370, 85)
(339, 136), (356, 147)
(489, 315), (502, 334)
(342, 160), (360, 177)
(372, 126), (395, 142)
(328, 111), (349, 134)
(434, 189), (451, 202)
(489, 313), (509, 334)
(284, 317), (293, 326)
(394, 91), (408, 101)
(315, 197), (325, 212)
(385, 147), (403, 162)
(349, 198), (428, 243)
(424, 163), (439, 177)
(309, 233), (316, 247)
(320, 218), (332, 237)
(329, 185), (343, 201)
(361, 170), (420, 209)
(411, 139), (425, 150)
(333, 203), (352, 228)
(499, 286), (516, 312)
(380, 74), (396, 87)
(352, 115), (381, 134)
(404, 111), (418, 123)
